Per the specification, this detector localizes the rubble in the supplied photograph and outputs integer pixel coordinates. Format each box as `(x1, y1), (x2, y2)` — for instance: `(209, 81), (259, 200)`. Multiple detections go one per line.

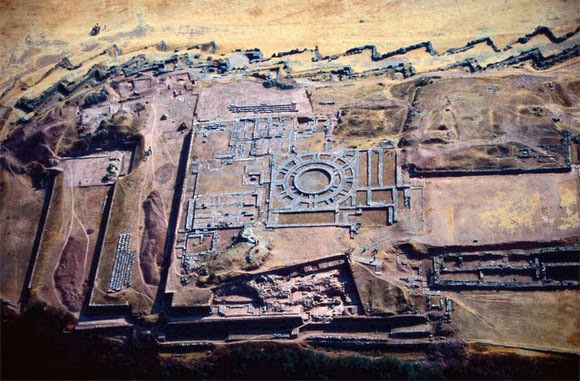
(107, 234), (135, 293)
(227, 102), (298, 114)
(237, 225), (258, 246)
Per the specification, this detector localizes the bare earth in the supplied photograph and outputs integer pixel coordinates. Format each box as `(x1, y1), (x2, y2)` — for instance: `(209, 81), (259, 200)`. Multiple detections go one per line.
(0, 0), (579, 367)
(424, 170), (580, 246)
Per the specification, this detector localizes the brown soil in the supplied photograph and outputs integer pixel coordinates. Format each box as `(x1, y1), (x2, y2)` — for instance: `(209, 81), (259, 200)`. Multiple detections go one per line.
(196, 80), (311, 121)
(449, 290), (580, 353)
(53, 237), (86, 312)
(139, 190), (166, 286)
(0, 0), (578, 356)
(3, 104), (78, 164)
(99, 109), (141, 136)
(91, 173), (145, 307)
(335, 106), (406, 139)
(170, 286), (212, 307)
(262, 227), (350, 268)
(0, 171), (44, 303)
(396, 75), (579, 171)
(278, 211), (335, 225)
(423, 171), (580, 246)
(204, 240), (271, 280)
(351, 263), (410, 315)
(29, 173), (70, 310)
(2, 0), (577, 101)
(153, 163), (175, 185)
(215, 229), (240, 251)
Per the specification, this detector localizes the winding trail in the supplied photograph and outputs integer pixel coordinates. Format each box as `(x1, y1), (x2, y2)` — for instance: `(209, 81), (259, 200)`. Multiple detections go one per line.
(48, 160), (79, 309)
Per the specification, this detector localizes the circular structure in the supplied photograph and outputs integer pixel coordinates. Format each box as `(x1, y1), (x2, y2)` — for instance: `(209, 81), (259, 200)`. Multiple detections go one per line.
(294, 168), (332, 194)
(271, 153), (356, 209)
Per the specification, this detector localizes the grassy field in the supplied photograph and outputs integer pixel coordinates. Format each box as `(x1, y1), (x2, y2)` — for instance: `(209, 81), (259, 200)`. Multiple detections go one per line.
(450, 290), (580, 353)
(1, 0), (579, 102)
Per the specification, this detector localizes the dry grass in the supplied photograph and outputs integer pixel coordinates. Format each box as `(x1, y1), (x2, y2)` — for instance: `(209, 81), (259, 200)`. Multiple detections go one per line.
(2, 0), (578, 92)
(278, 211), (335, 225)
(351, 263), (410, 315)
(401, 75), (578, 171)
(30, 174), (67, 287)
(91, 167), (153, 311)
(171, 286), (212, 307)
(424, 171), (580, 246)
(0, 0), (578, 350)
(98, 180), (141, 282)
(449, 290), (580, 353)
(0, 171), (44, 302)
(29, 174), (71, 309)
(335, 107), (406, 139)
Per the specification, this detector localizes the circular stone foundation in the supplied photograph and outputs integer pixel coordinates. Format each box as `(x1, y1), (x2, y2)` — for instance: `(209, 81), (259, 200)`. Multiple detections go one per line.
(271, 153), (357, 209)
(294, 168), (332, 194)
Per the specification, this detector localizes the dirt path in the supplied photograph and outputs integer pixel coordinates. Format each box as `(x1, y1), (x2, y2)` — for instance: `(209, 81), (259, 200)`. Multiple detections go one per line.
(131, 102), (160, 304)
(74, 213), (90, 281)
(64, 161), (90, 280)
(52, 162), (74, 276)
(46, 161), (77, 310)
